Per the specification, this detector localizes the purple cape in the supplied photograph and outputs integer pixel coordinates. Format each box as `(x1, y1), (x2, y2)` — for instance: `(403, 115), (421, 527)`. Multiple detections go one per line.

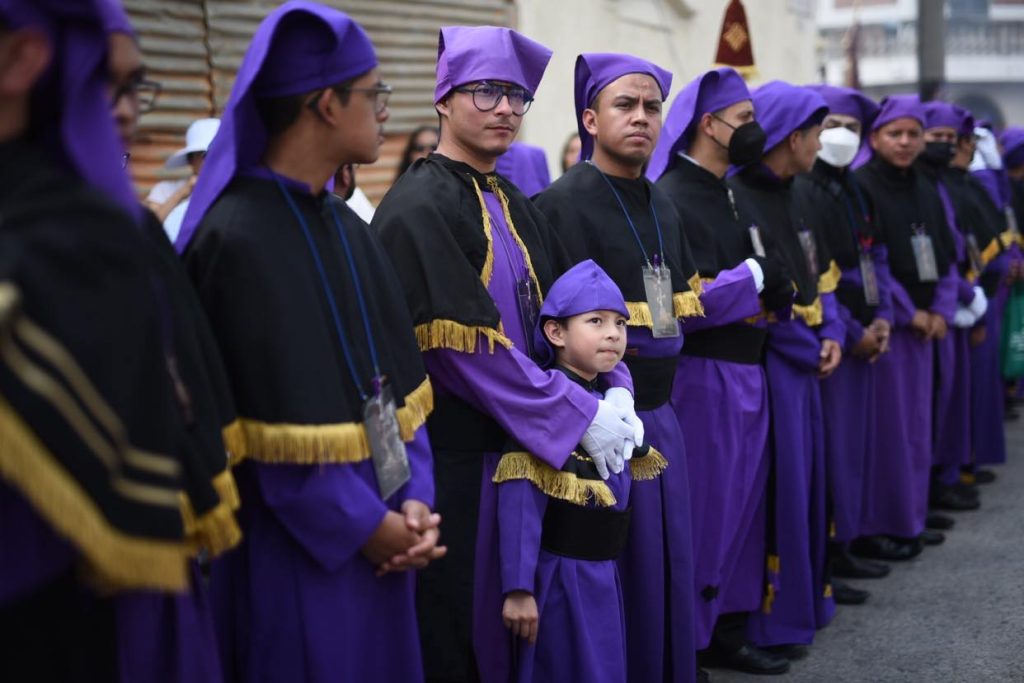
(434, 25), (551, 103)
(573, 52), (672, 161)
(647, 67), (750, 181)
(176, 1), (377, 252)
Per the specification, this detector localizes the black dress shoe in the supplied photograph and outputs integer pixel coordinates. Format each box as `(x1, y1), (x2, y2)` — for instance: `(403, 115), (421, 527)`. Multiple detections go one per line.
(763, 644), (808, 661)
(851, 535), (922, 561)
(931, 488), (981, 511)
(952, 481), (980, 499)
(711, 644), (790, 675)
(832, 580), (870, 605)
(973, 469), (997, 484)
(832, 550), (891, 579)
(919, 529), (945, 545)
(926, 512), (956, 530)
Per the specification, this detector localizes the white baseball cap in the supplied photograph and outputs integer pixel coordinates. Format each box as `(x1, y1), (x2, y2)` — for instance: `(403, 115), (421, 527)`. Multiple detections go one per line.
(165, 118), (220, 169)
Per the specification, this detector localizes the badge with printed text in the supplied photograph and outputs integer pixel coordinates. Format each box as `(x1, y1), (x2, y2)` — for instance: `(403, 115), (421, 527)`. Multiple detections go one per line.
(910, 229), (939, 282)
(642, 265), (680, 339)
(364, 383), (410, 500)
(1007, 207), (1020, 236)
(859, 251), (880, 306)
(749, 225), (766, 258)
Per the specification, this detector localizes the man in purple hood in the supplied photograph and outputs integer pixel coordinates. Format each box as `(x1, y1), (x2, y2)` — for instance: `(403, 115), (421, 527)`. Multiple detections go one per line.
(533, 52), (702, 683)
(179, 3), (446, 681)
(373, 26), (638, 682)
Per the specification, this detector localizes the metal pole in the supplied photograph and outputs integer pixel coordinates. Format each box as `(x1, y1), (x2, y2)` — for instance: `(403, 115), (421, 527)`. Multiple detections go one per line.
(918, 0), (946, 101)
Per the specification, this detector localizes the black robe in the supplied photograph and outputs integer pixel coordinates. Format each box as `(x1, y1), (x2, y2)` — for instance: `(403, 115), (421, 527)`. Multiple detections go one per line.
(731, 164), (834, 315)
(0, 139), (226, 591)
(794, 159), (882, 326)
(183, 174), (431, 466)
(856, 157), (956, 310)
(533, 161), (702, 328)
(941, 167), (1008, 296)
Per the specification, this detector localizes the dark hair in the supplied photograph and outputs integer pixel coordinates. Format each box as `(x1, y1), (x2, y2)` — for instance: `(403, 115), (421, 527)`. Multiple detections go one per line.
(254, 77), (356, 138)
(395, 125), (439, 181)
(560, 132), (580, 173)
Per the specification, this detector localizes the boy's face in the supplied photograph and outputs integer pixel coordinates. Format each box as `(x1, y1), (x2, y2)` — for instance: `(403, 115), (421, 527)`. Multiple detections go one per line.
(545, 310), (627, 378)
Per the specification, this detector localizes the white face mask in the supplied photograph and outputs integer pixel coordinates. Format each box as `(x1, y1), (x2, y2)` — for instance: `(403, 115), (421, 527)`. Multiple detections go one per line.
(817, 126), (861, 168)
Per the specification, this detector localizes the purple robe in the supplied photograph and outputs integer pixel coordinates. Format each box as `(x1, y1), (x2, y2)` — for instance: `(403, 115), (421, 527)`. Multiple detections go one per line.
(494, 383), (631, 683)
(820, 245), (893, 543)
(617, 328), (696, 683)
(860, 275), (935, 538)
(745, 313), (835, 647)
(211, 425), (433, 683)
(1, 483), (221, 683)
(972, 254), (1011, 465)
(672, 264), (767, 648)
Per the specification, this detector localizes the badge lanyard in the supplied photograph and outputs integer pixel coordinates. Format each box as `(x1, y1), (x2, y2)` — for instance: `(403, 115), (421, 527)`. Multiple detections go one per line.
(273, 175), (381, 400)
(274, 175), (410, 499)
(841, 180), (881, 306)
(589, 162), (679, 338)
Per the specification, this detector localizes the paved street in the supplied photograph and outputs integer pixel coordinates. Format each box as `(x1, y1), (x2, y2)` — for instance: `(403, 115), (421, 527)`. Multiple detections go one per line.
(711, 420), (1024, 683)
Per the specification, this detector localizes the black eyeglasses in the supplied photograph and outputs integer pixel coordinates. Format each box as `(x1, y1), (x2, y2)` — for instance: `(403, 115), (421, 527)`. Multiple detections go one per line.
(110, 77), (161, 113)
(453, 81), (533, 116)
(310, 83), (393, 114)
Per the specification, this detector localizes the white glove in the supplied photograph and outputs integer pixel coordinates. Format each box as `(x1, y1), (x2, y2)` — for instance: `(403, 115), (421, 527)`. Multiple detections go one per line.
(744, 257), (766, 293)
(974, 127), (1003, 170)
(604, 386), (644, 459)
(953, 305), (977, 329)
(581, 399), (633, 479)
(969, 285), (989, 319)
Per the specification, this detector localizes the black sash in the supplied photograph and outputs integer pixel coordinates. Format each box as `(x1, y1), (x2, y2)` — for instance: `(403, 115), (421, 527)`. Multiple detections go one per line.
(427, 395), (505, 452)
(622, 355), (677, 411)
(681, 324), (766, 365)
(540, 499), (632, 561)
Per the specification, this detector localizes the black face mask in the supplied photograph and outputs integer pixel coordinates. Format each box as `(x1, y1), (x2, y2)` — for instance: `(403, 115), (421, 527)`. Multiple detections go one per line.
(713, 117), (768, 166)
(923, 141), (955, 167)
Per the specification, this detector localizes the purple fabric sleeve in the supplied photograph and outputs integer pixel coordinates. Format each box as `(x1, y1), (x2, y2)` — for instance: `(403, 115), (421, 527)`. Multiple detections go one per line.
(681, 263), (762, 334)
(837, 302), (865, 352)
(957, 277), (977, 305)
(497, 477), (546, 595)
(603, 360), (634, 394)
(252, 461), (388, 573)
(885, 270), (918, 327)
(817, 291), (846, 344)
(398, 425), (434, 507)
(873, 244), (895, 323)
(424, 346), (598, 469)
(930, 264), (959, 323)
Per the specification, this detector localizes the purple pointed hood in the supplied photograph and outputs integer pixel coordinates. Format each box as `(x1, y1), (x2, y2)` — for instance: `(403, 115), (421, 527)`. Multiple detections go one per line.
(434, 25), (551, 103)
(495, 141), (551, 197)
(751, 80), (828, 154)
(1001, 126), (1024, 170)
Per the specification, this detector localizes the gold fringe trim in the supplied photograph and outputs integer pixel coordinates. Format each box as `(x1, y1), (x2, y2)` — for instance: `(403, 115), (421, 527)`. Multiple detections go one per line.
(226, 378), (433, 466)
(715, 62), (759, 80)
(791, 296), (823, 327)
(674, 291), (705, 318)
(179, 469), (242, 557)
(629, 446), (669, 481)
(0, 396), (190, 592)
(824, 583), (833, 599)
(817, 261), (842, 294)
(492, 451), (617, 507)
(829, 520), (837, 539)
(415, 319), (513, 354)
(488, 176), (545, 308)
(469, 177), (496, 288)
(688, 272), (705, 297)
(981, 237), (1002, 267)
(767, 553), (781, 575)
(762, 583), (776, 614)
(222, 420), (247, 467)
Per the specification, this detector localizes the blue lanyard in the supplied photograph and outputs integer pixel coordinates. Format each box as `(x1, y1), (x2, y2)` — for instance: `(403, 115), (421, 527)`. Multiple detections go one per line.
(273, 175), (381, 400)
(588, 161), (666, 268)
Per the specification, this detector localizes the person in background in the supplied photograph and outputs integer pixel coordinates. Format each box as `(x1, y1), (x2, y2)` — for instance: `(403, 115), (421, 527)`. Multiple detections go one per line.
(496, 140), (551, 197)
(561, 131), (581, 173)
(333, 161), (376, 222)
(145, 116), (219, 242)
(394, 123), (439, 181)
